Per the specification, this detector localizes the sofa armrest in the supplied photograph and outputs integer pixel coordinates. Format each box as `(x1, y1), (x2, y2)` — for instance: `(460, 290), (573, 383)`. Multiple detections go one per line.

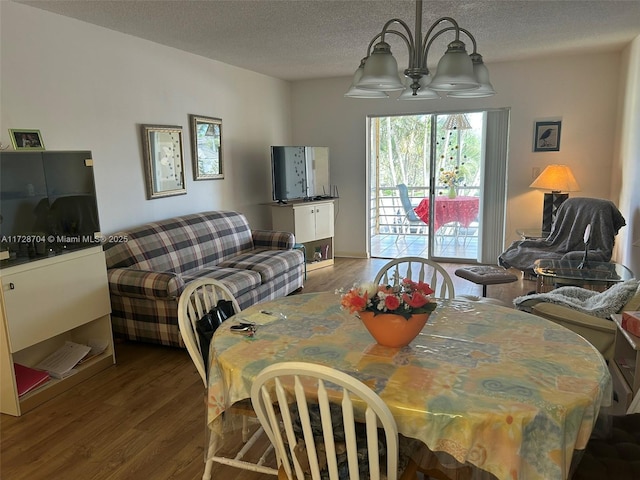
(252, 229), (295, 250)
(530, 303), (617, 333)
(107, 268), (185, 300)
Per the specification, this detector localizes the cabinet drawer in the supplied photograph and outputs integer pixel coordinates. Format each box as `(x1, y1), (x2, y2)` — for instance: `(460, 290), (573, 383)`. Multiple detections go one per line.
(609, 362), (633, 412)
(2, 249), (110, 352)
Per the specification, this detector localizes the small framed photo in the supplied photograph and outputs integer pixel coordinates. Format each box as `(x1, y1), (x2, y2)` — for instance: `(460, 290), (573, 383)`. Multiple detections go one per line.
(189, 114), (223, 180)
(140, 124), (187, 199)
(8, 129), (45, 150)
(533, 121), (561, 152)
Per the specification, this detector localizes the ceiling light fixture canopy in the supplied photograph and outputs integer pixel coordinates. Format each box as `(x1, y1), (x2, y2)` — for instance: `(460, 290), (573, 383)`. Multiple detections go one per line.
(347, 0), (495, 100)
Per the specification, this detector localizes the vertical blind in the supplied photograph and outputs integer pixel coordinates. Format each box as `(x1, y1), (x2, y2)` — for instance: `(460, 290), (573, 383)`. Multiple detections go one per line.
(478, 109), (510, 263)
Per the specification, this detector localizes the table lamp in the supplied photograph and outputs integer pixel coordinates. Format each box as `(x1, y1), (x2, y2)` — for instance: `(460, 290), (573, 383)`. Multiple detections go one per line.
(529, 164), (580, 234)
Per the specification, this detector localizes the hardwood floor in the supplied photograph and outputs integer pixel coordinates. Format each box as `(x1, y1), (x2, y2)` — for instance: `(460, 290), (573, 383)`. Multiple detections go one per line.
(0, 258), (532, 480)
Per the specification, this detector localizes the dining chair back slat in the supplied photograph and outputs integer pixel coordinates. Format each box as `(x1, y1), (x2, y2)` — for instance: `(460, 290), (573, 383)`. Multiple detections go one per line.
(251, 362), (418, 480)
(374, 256), (455, 300)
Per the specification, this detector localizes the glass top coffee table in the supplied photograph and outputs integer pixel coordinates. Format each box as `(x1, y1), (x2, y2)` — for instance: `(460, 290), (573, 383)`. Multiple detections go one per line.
(533, 258), (635, 293)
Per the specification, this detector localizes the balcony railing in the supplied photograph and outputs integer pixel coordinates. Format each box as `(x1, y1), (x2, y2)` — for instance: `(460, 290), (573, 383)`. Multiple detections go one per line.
(371, 185), (480, 235)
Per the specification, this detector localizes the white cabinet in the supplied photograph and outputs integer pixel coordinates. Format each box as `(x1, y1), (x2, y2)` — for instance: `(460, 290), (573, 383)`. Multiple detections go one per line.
(271, 200), (335, 271)
(611, 314), (640, 412)
(0, 247), (115, 416)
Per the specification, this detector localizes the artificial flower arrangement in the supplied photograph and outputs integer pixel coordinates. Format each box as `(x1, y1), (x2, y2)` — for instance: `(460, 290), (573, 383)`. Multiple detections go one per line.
(340, 279), (438, 320)
(438, 165), (464, 188)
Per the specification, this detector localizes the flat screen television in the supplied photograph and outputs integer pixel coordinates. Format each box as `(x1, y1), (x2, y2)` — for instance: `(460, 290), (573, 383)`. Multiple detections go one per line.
(271, 146), (331, 203)
(0, 151), (101, 267)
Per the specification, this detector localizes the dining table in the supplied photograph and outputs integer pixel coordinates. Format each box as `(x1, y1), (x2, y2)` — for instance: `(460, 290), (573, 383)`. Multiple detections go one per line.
(414, 195), (479, 233)
(206, 291), (611, 480)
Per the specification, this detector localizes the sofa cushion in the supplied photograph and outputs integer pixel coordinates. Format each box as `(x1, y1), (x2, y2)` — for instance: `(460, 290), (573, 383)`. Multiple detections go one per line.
(182, 267), (262, 300)
(217, 249), (304, 283)
(107, 268), (185, 299)
(104, 211), (254, 273)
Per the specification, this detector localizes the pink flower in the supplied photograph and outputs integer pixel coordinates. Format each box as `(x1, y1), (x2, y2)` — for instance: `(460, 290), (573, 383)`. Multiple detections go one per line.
(340, 289), (368, 313)
(402, 292), (430, 308)
(384, 295), (401, 311)
(339, 278), (437, 319)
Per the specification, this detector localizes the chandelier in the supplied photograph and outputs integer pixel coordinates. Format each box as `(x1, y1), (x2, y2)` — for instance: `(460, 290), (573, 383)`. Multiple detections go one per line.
(345, 0), (495, 99)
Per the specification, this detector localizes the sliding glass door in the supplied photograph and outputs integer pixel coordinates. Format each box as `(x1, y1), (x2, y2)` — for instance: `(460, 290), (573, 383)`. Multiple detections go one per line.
(368, 109), (509, 263)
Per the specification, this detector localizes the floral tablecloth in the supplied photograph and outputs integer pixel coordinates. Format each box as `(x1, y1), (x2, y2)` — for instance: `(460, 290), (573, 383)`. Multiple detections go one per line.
(207, 292), (611, 480)
(414, 196), (479, 232)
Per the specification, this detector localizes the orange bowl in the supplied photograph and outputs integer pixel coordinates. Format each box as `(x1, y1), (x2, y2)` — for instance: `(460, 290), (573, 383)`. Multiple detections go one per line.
(358, 311), (429, 348)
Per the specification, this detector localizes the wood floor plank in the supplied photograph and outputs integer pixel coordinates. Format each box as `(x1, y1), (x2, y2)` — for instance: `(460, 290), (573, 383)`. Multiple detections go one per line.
(1, 257), (529, 480)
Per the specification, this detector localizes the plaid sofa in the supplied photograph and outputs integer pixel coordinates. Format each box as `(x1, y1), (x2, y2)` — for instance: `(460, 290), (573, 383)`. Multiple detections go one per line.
(103, 211), (304, 347)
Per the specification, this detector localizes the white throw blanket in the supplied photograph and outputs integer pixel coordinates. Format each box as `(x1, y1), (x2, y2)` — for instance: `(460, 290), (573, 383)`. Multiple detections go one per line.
(514, 279), (639, 318)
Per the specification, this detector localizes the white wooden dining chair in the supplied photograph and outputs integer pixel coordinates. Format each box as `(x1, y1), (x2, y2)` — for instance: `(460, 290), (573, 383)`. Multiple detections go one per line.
(177, 278), (277, 479)
(250, 361), (419, 480)
(374, 256), (506, 306)
(374, 256), (455, 299)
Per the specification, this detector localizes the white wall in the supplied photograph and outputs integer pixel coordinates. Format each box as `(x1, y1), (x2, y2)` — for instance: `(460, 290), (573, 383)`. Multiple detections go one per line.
(2, 2), (637, 271)
(614, 36), (640, 276)
(0, 2), (292, 233)
(291, 52), (627, 260)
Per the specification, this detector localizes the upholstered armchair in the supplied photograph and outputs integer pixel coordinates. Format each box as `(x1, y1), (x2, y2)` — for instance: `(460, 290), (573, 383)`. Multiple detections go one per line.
(499, 197), (626, 274)
(514, 280), (640, 361)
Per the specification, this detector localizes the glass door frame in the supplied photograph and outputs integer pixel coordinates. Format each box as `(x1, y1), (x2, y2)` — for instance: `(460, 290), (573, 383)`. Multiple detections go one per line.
(367, 109), (500, 263)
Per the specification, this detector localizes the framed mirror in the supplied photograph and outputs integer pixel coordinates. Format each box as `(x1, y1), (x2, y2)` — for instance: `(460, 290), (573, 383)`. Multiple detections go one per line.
(141, 124), (187, 199)
(189, 114), (223, 180)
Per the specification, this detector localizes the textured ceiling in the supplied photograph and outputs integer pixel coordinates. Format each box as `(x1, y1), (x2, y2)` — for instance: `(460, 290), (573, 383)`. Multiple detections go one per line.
(15, 0), (640, 81)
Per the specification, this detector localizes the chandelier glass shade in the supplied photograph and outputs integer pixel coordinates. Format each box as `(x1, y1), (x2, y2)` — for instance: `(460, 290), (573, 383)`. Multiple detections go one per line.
(448, 53), (495, 97)
(357, 42), (405, 91)
(344, 58), (390, 98)
(347, 0), (495, 100)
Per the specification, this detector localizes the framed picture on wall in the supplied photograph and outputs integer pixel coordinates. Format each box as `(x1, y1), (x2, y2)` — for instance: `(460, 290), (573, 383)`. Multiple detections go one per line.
(140, 124), (187, 199)
(8, 129), (45, 150)
(533, 121), (561, 152)
(189, 114), (223, 180)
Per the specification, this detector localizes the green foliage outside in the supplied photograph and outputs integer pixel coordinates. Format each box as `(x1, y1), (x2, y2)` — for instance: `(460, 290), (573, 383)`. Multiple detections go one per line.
(374, 113), (483, 194)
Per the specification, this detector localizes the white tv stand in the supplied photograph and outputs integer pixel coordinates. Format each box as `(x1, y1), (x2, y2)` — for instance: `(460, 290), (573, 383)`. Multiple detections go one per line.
(0, 246), (115, 416)
(271, 199), (335, 272)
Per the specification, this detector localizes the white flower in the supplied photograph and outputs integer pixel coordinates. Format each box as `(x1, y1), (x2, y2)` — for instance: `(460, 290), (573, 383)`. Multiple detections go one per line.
(358, 282), (378, 299)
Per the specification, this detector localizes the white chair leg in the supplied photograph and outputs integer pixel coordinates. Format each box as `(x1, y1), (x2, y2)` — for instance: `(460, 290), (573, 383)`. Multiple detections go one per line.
(202, 427), (215, 480)
(242, 415), (250, 443)
(202, 458), (214, 480)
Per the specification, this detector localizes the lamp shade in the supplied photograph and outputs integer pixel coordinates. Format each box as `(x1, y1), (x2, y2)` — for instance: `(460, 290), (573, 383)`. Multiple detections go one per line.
(529, 164), (580, 192)
(345, 63), (389, 98)
(428, 40), (479, 91)
(356, 42), (405, 91)
(444, 113), (472, 130)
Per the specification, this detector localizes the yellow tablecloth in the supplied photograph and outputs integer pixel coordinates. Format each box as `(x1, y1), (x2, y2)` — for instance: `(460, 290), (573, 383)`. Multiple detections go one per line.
(207, 292), (611, 480)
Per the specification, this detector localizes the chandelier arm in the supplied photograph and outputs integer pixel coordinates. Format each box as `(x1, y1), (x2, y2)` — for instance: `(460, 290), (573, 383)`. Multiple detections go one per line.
(366, 29), (413, 68)
(458, 27), (478, 54)
(376, 18), (416, 67)
(420, 27), (453, 69)
(380, 18), (415, 49)
(419, 25), (480, 67)
(421, 16), (461, 52)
